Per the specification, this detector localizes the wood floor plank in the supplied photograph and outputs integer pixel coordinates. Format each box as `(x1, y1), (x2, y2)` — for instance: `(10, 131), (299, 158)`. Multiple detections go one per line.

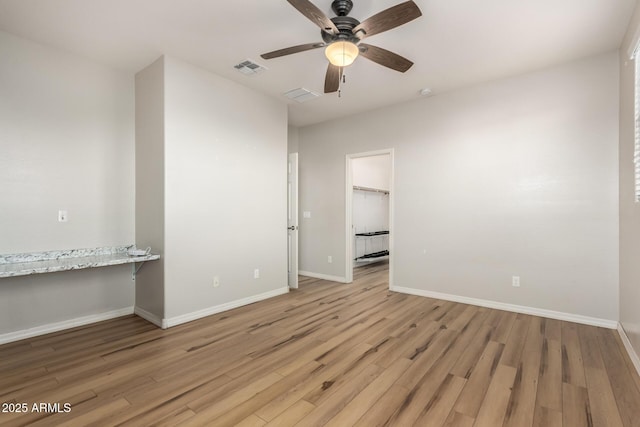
(412, 373), (467, 427)
(323, 358), (412, 427)
(500, 314), (531, 368)
(595, 327), (640, 427)
(188, 361), (321, 427)
(351, 384), (411, 427)
(443, 410), (475, 427)
(263, 400), (315, 427)
(503, 316), (544, 427)
(229, 414), (266, 427)
(491, 311), (517, 343)
(562, 382), (593, 427)
(181, 372), (284, 425)
(613, 326), (640, 394)
(452, 340), (505, 418)
(449, 323), (492, 379)
(373, 319), (441, 370)
(125, 405), (196, 427)
(393, 327), (461, 390)
(532, 405), (562, 427)
(381, 300), (491, 425)
(294, 364), (383, 426)
(561, 321), (587, 387)
(254, 342), (373, 421)
(58, 397), (131, 427)
(534, 323), (563, 414)
(473, 364), (517, 427)
(382, 331), (466, 426)
(0, 390), (96, 427)
(1, 261), (639, 426)
(578, 324), (624, 427)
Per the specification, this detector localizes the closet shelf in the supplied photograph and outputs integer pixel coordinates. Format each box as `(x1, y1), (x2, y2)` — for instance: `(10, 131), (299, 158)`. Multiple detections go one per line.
(355, 250), (390, 261)
(355, 231), (389, 237)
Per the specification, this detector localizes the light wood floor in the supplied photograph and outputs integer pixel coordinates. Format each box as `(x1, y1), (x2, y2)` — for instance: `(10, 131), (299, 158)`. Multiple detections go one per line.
(2, 262), (640, 426)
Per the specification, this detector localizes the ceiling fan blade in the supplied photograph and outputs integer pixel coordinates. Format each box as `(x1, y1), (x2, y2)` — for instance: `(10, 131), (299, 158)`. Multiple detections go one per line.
(287, 0), (339, 34)
(261, 42), (326, 60)
(352, 1), (422, 39)
(359, 43), (413, 72)
(324, 63), (342, 93)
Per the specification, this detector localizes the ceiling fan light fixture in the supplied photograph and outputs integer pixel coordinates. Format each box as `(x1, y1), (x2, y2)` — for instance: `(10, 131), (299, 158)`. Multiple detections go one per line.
(325, 41), (359, 67)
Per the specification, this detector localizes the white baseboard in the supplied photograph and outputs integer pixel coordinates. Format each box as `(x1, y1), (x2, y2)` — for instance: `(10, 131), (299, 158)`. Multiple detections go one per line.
(390, 286), (618, 329)
(299, 271), (348, 283)
(0, 306), (134, 345)
(134, 306), (166, 329)
(617, 323), (640, 377)
(164, 287), (290, 328)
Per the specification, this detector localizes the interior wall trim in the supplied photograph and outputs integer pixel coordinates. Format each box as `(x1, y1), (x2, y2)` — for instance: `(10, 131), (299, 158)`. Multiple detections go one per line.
(163, 287), (290, 328)
(0, 306), (134, 345)
(134, 306), (166, 329)
(390, 285), (618, 329)
(298, 271), (348, 283)
(617, 322), (640, 377)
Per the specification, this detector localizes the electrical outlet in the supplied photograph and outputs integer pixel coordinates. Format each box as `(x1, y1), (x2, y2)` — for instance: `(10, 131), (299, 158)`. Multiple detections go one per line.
(512, 276), (520, 287)
(213, 276), (220, 288)
(58, 210), (68, 222)
(254, 269), (260, 279)
(328, 256), (332, 264)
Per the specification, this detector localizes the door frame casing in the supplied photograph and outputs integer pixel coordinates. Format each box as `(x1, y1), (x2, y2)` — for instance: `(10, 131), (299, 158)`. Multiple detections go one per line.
(288, 152), (299, 289)
(345, 149), (394, 286)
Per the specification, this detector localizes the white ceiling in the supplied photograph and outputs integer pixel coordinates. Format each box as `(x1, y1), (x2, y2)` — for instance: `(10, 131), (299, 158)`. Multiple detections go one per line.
(0, 0), (635, 126)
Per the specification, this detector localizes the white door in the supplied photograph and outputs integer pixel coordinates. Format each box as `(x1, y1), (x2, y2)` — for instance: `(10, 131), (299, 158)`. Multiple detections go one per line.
(288, 153), (299, 289)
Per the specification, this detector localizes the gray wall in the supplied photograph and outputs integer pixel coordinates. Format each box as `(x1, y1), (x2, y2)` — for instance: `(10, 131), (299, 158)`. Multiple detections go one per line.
(135, 57), (166, 321)
(163, 56), (288, 320)
(0, 30), (135, 335)
(298, 52), (620, 322)
(619, 3), (640, 362)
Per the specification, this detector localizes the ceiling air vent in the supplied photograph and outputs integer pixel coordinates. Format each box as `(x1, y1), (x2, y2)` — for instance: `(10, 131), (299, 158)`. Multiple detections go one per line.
(233, 59), (267, 76)
(284, 88), (320, 103)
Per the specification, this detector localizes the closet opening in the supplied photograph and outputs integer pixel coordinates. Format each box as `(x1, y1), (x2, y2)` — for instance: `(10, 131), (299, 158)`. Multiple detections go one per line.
(345, 149), (393, 286)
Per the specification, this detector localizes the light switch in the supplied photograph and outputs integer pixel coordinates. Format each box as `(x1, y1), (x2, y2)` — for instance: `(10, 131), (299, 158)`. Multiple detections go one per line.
(303, 211), (311, 218)
(58, 210), (68, 222)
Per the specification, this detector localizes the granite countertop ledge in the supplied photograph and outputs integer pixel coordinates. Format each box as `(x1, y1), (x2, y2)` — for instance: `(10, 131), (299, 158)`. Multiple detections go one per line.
(0, 245), (160, 278)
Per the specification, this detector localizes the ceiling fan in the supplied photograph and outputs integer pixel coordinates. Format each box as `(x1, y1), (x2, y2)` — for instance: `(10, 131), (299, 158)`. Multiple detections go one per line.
(261, 0), (422, 94)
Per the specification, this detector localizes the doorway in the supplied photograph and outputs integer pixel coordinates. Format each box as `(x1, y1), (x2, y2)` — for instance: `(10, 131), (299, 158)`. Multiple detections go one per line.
(345, 149), (393, 286)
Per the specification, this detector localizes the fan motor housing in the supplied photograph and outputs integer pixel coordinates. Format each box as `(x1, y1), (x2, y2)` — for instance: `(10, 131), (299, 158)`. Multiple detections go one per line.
(331, 0), (353, 16)
(321, 16), (360, 43)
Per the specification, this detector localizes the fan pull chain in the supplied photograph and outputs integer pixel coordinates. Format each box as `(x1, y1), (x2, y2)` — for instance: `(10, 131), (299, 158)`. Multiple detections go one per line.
(338, 71), (346, 98)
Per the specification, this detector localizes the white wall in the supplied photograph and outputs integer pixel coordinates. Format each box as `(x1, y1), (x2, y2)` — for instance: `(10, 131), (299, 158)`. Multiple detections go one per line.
(619, 4), (640, 361)
(288, 126), (300, 154)
(353, 155), (391, 191)
(162, 57), (288, 320)
(299, 52), (619, 322)
(0, 31), (135, 334)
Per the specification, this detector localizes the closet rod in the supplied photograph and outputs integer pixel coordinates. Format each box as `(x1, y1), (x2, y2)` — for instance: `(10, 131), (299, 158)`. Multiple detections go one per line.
(353, 185), (389, 194)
